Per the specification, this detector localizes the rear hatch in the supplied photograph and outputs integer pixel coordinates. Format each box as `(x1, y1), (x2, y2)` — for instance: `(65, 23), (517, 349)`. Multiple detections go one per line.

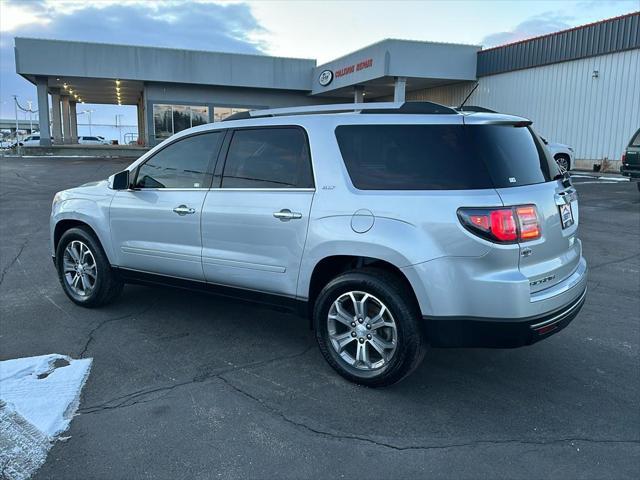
(463, 117), (581, 293)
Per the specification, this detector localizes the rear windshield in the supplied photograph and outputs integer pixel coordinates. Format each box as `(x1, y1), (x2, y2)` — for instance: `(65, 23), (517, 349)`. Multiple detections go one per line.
(335, 124), (559, 190)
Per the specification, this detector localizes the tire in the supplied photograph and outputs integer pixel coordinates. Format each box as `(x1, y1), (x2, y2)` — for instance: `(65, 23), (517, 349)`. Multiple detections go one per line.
(313, 268), (426, 387)
(636, 182), (640, 192)
(55, 227), (123, 307)
(555, 154), (570, 172)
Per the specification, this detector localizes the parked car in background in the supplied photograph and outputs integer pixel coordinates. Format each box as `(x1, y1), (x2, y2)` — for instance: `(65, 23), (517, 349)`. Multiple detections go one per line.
(541, 137), (574, 171)
(78, 136), (110, 145)
(50, 102), (587, 386)
(620, 127), (640, 191)
(13, 134), (41, 147)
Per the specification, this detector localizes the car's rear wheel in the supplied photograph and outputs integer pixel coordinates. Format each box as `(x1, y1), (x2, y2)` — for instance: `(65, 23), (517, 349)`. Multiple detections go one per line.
(55, 227), (123, 307)
(314, 268), (426, 387)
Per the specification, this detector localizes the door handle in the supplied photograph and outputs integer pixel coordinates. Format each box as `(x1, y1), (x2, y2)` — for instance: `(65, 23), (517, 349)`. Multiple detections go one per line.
(173, 205), (196, 216)
(273, 209), (302, 221)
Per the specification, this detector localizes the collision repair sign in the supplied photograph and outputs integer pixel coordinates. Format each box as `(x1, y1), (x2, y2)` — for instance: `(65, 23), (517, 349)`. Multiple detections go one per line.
(335, 58), (374, 78)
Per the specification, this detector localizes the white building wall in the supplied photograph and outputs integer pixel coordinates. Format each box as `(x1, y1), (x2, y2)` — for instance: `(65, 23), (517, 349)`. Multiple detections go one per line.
(407, 49), (640, 169)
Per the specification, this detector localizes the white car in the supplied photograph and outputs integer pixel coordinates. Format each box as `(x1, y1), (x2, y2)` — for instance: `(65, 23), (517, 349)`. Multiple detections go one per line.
(541, 137), (574, 171)
(15, 134), (42, 147)
(78, 136), (110, 145)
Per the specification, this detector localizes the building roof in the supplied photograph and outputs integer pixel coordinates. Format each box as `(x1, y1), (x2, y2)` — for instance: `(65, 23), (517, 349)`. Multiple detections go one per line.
(14, 37), (317, 99)
(312, 39), (480, 97)
(477, 11), (640, 76)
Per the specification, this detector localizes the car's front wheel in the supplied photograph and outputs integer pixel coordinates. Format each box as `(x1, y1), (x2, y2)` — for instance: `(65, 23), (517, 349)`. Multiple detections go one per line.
(55, 227), (123, 307)
(555, 154), (570, 171)
(314, 268), (426, 387)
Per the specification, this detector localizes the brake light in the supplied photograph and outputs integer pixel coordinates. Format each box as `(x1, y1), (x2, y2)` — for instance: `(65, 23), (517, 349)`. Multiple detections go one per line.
(622, 153), (626, 164)
(458, 205), (541, 243)
(489, 209), (518, 241)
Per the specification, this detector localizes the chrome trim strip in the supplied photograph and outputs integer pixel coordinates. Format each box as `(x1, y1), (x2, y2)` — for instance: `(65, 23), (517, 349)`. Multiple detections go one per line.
(121, 246), (201, 263)
(202, 256), (286, 273)
(530, 258), (587, 303)
(207, 188), (315, 192)
(131, 188), (315, 192)
(530, 286), (587, 329)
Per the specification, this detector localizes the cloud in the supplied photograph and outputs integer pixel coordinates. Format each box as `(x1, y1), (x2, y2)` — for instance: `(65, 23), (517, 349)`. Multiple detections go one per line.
(481, 12), (574, 48)
(0, 1), (266, 119)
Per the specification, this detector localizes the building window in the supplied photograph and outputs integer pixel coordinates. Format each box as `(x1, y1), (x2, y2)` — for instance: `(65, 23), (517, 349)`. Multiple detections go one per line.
(213, 107), (249, 122)
(152, 104), (210, 139)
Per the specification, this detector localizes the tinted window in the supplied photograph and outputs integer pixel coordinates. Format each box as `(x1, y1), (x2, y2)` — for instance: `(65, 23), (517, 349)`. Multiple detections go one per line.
(467, 125), (558, 188)
(335, 125), (493, 190)
(630, 130), (640, 147)
(222, 128), (313, 188)
(335, 124), (558, 190)
(136, 132), (222, 188)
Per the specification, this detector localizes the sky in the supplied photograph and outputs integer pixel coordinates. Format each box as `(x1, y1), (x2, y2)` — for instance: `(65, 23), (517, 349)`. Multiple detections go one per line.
(0, 0), (637, 129)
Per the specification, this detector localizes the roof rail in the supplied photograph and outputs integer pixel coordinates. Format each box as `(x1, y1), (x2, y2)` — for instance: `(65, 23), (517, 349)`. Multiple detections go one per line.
(221, 101), (456, 121)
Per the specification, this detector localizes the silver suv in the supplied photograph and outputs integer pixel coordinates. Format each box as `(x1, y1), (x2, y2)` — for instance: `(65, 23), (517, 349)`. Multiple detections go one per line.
(50, 102), (588, 386)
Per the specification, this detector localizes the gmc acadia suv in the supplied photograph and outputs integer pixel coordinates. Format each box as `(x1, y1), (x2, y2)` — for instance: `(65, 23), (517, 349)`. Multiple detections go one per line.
(50, 102), (588, 386)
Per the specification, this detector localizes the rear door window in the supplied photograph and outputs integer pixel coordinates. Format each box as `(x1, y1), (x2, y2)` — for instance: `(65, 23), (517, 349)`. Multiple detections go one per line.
(221, 128), (313, 188)
(335, 124), (558, 190)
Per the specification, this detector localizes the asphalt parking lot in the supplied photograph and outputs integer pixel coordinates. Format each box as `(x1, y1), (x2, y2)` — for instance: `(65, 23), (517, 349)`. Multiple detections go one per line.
(1, 156), (639, 479)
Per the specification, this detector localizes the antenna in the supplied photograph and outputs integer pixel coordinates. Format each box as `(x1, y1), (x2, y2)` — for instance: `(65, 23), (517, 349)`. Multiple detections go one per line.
(458, 82), (479, 110)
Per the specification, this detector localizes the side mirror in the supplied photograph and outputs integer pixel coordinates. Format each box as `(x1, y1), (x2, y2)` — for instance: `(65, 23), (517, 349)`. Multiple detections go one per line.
(112, 170), (130, 190)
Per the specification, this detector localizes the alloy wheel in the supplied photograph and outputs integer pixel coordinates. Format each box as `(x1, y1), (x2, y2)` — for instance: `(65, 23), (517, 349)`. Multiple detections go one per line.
(63, 240), (97, 297)
(327, 291), (398, 370)
(556, 156), (569, 171)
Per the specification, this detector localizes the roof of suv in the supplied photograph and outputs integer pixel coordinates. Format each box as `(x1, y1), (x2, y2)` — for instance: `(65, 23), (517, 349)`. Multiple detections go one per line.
(219, 101), (530, 126)
(150, 102), (532, 150)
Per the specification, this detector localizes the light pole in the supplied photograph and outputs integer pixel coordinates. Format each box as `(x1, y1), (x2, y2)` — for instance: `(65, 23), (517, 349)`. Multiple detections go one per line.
(77, 109), (94, 135)
(12, 95), (18, 142)
(115, 114), (124, 144)
(27, 101), (33, 133)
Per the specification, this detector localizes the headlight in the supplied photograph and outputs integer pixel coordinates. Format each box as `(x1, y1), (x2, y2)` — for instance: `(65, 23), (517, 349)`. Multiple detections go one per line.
(568, 147), (574, 152)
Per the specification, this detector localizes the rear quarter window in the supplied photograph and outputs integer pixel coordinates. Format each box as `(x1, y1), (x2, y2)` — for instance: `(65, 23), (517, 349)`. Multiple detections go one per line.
(335, 124), (494, 190)
(335, 124), (558, 190)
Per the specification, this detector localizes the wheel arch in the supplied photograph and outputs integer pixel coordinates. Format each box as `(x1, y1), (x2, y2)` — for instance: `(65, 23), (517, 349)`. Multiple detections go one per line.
(53, 217), (114, 264)
(305, 255), (420, 320)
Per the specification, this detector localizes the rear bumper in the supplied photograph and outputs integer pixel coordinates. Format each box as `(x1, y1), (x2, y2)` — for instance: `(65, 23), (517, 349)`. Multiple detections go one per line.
(423, 286), (587, 348)
(620, 167), (640, 180)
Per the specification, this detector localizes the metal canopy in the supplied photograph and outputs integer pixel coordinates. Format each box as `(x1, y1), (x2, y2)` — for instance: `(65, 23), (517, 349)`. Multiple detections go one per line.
(40, 76), (144, 106)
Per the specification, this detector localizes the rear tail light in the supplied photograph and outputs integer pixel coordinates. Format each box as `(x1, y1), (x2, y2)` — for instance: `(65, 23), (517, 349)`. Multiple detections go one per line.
(458, 205), (541, 243)
(622, 153), (626, 165)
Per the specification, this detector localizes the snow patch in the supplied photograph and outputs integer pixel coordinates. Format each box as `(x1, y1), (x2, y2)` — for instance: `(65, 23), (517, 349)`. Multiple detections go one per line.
(0, 354), (92, 479)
